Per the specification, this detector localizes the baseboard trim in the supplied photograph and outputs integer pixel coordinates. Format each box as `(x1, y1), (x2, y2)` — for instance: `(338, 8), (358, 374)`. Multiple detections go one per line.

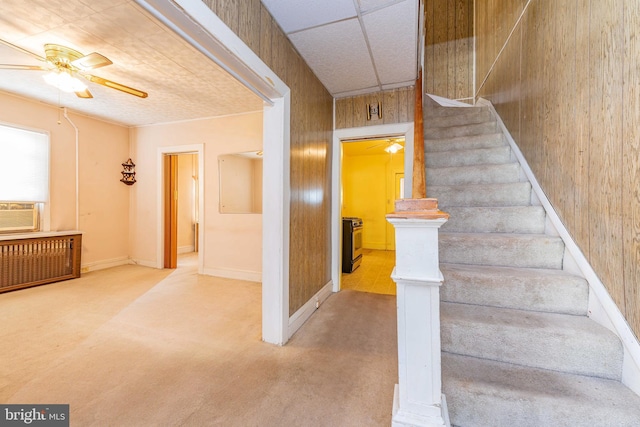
(288, 280), (333, 339)
(81, 256), (130, 273)
(479, 97), (640, 395)
(202, 267), (261, 283)
(178, 245), (195, 254)
(392, 385), (451, 427)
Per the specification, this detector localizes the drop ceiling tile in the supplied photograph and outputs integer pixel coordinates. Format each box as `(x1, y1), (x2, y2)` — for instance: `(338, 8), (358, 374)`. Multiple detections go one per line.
(363, 0), (417, 87)
(262, 0), (357, 33)
(358, 0), (404, 13)
(289, 19), (378, 94)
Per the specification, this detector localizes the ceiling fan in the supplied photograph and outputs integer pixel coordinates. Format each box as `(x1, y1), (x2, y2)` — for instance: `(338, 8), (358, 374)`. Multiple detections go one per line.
(0, 39), (148, 99)
(367, 137), (405, 153)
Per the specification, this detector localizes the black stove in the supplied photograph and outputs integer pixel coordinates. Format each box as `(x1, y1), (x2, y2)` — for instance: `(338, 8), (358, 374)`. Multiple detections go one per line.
(342, 217), (363, 273)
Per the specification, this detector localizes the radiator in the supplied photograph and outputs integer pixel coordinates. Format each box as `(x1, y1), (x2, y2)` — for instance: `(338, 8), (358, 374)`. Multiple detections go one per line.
(0, 233), (82, 293)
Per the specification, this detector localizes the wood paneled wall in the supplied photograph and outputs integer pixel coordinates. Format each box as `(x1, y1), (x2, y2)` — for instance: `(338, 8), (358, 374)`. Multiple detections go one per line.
(334, 87), (414, 129)
(202, 0), (334, 316)
(424, 0), (474, 102)
(475, 0), (640, 340)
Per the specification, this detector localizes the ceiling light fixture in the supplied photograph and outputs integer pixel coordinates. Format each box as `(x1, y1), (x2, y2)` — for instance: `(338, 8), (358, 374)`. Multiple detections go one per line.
(43, 69), (87, 93)
(385, 142), (404, 154)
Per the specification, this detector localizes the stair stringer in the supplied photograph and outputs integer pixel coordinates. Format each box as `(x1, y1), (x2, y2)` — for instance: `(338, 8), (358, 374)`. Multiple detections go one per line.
(476, 97), (640, 396)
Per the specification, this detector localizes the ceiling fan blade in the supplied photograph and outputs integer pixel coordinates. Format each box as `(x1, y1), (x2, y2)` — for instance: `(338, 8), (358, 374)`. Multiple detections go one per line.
(83, 74), (148, 98)
(0, 64), (48, 71)
(75, 88), (93, 99)
(71, 52), (112, 71)
(0, 39), (47, 62)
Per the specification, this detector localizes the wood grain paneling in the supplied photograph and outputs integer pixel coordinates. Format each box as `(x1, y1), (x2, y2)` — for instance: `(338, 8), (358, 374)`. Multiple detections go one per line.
(424, 0), (435, 94)
(587, 0), (624, 312)
(397, 87), (412, 123)
(489, 23), (521, 144)
(623, 0), (640, 343)
(383, 89), (398, 125)
(518, 1), (544, 183)
(334, 87), (415, 129)
(476, 0), (640, 340)
(204, 1), (333, 316)
(424, 0), (474, 102)
(574, 0), (591, 253)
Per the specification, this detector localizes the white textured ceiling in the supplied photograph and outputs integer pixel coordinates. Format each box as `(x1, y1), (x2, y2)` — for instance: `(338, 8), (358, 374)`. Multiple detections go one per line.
(0, 0), (263, 127)
(0, 0), (418, 126)
(262, 0), (418, 98)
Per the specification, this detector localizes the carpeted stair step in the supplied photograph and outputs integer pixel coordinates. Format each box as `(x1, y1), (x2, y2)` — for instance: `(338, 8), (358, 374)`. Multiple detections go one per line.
(429, 182), (532, 208)
(425, 121), (497, 140)
(424, 105), (488, 118)
(426, 146), (512, 168)
(441, 302), (623, 379)
(425, 109), (493, 128)
(427, 163), (522, 186)
(440, 206), (546, 233)
(442, 353), (640, 427)
(439, 232), (564, 269)
(425, 133), (505, 153)
(440, 263), (588, 315)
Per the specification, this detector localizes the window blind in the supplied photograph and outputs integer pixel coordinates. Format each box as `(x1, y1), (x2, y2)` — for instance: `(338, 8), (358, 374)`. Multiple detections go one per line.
(0, 124), (49, 202)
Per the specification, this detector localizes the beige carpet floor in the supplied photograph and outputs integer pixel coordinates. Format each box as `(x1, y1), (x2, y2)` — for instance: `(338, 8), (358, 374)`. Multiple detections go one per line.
(0, 255), (397, 426)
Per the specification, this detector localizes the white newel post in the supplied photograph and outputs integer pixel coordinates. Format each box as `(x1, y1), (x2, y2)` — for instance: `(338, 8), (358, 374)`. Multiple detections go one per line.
(387, 199), (450, 427)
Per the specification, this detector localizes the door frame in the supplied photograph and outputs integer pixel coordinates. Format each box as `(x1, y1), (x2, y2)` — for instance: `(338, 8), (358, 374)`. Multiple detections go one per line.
(332, 123), (414, 292)
(157, 145), (204, 273)
(138, 0), (291, 345)
(163, 154), (178, 269)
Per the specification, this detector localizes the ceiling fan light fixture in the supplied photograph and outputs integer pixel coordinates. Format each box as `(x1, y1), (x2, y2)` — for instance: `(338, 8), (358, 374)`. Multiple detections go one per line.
(385, 142), (404, 154)
(43, 69), (87, 93)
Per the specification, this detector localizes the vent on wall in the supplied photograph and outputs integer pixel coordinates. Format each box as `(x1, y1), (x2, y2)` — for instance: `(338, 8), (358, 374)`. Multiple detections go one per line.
(0, 233), (82, 292)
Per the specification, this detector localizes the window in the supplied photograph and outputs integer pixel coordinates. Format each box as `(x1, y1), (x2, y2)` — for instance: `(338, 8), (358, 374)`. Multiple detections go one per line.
(0, 124), (49, 233)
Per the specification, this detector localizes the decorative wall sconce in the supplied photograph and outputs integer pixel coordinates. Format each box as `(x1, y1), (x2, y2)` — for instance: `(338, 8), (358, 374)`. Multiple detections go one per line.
(120, 158), (136, 185)
(367, 100), (382, 121)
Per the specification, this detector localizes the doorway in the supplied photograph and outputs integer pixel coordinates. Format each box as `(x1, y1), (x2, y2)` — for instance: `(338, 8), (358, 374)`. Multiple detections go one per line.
(331, 123), (415, 292)
(340, 137), (405, 295)
(142, 0), (292, 345)
(163, 153), (199, 269)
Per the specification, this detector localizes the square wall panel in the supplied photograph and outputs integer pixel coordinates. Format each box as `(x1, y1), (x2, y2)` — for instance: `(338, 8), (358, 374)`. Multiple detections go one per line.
(262, 0), (357, 34)
(289, 19), (378, 94)
(357, 0), (402, 13)
(363, 0), (417, 86)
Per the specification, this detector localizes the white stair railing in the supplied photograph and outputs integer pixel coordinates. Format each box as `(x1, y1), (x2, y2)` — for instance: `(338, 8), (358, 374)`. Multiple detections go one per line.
(387, 198), (450, 427)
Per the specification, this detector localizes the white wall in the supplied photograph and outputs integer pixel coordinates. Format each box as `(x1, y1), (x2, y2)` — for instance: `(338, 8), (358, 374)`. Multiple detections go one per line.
(130, 111), (263, 280)
(0, 91), (130, 269)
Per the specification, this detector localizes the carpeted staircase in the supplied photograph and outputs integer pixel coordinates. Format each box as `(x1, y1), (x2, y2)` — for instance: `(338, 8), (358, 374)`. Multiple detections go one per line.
(424, 101), (640, 426)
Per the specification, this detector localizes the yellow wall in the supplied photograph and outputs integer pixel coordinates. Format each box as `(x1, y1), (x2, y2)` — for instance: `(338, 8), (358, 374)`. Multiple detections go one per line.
(342, 150), (404, 250)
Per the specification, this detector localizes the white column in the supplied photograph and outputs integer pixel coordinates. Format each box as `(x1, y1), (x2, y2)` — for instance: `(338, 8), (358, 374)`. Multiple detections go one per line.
(387, 200), (450, 427)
